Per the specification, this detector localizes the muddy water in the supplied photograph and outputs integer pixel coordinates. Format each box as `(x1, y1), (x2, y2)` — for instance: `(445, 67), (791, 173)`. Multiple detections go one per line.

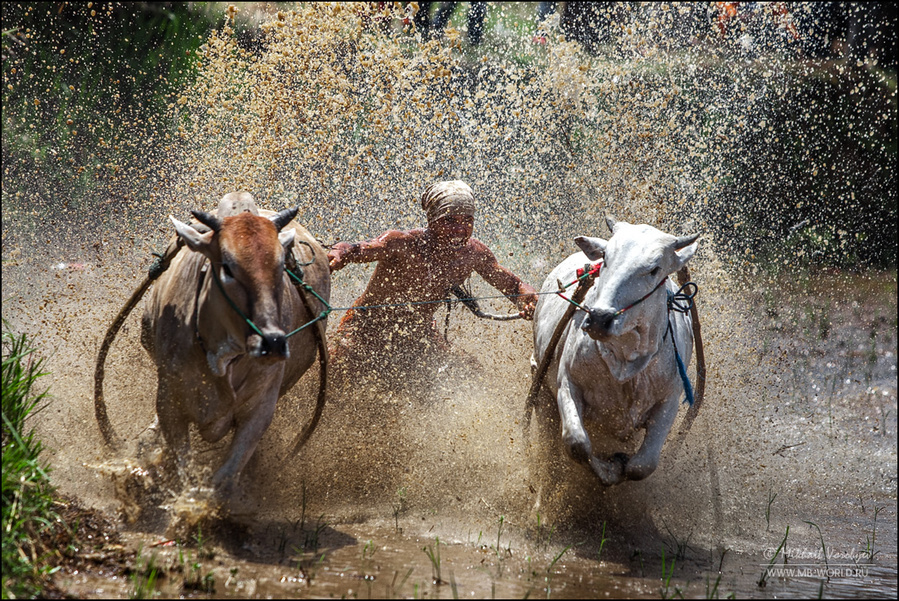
(7, 259), (895, 598)
(2, 2), (896, 598)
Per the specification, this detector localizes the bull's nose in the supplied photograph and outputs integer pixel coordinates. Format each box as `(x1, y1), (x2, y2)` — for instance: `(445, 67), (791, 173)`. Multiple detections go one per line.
(582, 308), (616, 337)
(261, 333), (287, 357)
(248, 332), (289, 359)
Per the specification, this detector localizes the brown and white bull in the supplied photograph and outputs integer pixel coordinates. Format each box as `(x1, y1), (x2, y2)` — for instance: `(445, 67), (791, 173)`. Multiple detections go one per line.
(140, 192), (330, 497)
(531, 217), (699, 486)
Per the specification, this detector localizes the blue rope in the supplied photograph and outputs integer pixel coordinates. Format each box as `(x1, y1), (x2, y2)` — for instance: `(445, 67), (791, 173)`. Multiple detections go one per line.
(667, 285), (697, 407)
(672, 328), (695, 407)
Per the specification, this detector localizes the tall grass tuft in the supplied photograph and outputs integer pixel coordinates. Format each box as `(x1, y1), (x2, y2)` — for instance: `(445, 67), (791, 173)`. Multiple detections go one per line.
(2, 322), (56, 598)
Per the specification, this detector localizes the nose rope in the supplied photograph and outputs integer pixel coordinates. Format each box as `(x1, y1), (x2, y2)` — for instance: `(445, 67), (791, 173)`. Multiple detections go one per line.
(612, 276), (669, 316)
(209, 262), (331, 341)
(555, 261), (669, 317)
(209, 264), (267, 338)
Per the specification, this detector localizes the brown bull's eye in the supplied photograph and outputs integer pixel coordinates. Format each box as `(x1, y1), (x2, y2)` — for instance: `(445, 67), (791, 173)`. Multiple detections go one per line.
(222, 263), (234, 279)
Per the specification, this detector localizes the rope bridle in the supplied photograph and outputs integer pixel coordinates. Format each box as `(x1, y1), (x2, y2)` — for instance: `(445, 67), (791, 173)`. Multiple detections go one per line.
(546, 260), (699, 407)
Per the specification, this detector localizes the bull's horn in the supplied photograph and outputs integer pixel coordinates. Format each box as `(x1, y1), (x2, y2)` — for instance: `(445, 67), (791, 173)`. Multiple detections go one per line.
(191, 210), (222, 233)
(270, 206), (299, 231)
(605, 216), (618, 233)
(674, 233), (700, 250)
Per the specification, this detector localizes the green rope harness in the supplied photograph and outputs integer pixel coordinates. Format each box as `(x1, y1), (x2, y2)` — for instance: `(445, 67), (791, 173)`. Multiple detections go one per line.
(207, 264), (333, 340)
(284, 267), (332, 337)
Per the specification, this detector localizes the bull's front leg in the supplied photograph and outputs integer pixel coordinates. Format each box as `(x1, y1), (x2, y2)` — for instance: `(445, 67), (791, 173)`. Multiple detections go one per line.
(623, 395), (679, 481)
(210, 388), (279, 497)
(556, 376), (625, 486)
(556, 375), (591, 463)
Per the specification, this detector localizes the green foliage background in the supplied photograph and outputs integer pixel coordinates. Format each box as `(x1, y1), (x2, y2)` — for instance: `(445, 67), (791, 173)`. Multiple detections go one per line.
(3, 2), (895, 269)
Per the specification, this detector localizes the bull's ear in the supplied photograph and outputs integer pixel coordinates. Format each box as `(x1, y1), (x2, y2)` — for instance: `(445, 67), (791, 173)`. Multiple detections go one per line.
(574, 235), (607, 261)
(270, 206), (299, 231)
(672, 234), (700, 270)
(278, 228), (296, 251)
(171, 215), (214, 254)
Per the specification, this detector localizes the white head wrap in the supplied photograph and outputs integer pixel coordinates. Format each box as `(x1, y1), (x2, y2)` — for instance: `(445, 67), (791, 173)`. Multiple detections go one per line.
(420, 180), (476, 223)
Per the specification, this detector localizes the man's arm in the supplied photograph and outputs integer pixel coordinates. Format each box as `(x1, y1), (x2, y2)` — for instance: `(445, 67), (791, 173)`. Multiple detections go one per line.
(471, 240), (539, 319)
(328, 230), (410, 272)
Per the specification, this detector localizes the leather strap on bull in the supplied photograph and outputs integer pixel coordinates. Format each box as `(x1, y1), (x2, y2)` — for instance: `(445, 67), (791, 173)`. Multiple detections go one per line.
(670, 266), (706, 446)
(522, 264), (599, 435)
(94, 235), (185, 448)
(283, 248), (330, 458)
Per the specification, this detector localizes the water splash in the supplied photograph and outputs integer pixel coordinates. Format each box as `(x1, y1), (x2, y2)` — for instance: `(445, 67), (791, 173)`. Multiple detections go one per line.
(2, 2), (895, 577)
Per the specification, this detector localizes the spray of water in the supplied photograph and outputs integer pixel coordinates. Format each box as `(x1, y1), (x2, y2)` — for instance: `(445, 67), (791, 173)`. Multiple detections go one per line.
(2, 2), (895, 568)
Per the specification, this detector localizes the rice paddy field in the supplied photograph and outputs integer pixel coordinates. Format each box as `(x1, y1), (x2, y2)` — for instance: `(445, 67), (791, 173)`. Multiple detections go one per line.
(2, 2), (896, 598)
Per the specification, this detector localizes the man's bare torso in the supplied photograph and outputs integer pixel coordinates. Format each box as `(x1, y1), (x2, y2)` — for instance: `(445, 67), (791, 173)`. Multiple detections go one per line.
(353, 228), (497, 324)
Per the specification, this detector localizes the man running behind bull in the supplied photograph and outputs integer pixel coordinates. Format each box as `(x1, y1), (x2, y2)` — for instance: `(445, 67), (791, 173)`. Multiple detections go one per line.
(327, 180), (538, 385)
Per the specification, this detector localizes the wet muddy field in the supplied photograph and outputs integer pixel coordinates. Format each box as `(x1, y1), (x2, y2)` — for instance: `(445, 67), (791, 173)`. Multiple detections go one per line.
(2, 255), (896, 599)
(2, 2), (896, 598)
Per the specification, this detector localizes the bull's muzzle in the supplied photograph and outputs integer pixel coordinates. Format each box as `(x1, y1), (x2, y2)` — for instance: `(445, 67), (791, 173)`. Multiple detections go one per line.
(248, 332), (289, 360)
(581, 308), (618, 339)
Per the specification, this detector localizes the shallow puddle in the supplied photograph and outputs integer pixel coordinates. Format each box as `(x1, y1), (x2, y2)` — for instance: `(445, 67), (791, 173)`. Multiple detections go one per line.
(52, 513), (897, 599)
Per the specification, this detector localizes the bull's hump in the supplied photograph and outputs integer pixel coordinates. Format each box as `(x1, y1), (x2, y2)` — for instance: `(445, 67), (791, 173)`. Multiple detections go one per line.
(218, 192), (259, 217)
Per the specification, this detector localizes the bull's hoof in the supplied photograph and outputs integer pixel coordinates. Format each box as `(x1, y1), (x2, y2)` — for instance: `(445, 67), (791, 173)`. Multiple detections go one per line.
(589, 455), (624, 486)
(563, 437), (593, 465)
(210, 474), (239, 503)
(166, 486), (220, 540)
(623, 456), (657, 481)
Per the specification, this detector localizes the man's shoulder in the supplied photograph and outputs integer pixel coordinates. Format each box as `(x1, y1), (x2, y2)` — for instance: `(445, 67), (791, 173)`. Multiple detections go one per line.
(455, 237), (500, 268)
(466, 237), (495, 255)
(377, 228), (423, 244)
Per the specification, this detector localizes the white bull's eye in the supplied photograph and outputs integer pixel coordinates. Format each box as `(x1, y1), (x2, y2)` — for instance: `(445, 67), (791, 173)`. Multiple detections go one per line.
(650, 266), (660, 277)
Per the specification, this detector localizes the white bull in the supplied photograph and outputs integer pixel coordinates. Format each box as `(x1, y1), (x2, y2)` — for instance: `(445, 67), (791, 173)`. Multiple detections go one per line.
(140, 192), (330, 497)
(531, 217), (699, 485)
